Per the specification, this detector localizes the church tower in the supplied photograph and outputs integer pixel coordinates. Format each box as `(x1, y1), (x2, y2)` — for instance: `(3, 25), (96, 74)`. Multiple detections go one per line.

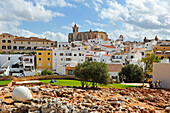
(72, 24), (79, 41)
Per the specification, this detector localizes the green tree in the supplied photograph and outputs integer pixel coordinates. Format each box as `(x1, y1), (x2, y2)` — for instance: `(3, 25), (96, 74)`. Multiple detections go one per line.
(141, 53), (160, 86)
(119, 64), (143, 83)
(41, 70), (54, 75)
(74, 61), (110, 87)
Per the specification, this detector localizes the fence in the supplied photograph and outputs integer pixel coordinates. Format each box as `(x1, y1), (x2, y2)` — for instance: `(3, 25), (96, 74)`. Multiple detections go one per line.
(0, 75), (77, 81)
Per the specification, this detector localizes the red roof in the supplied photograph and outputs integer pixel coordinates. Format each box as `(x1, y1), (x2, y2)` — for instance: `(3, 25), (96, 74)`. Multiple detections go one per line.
(102, 54), (111, 57)
(14, 36), (54, 42)
(102, 45), (115, 48)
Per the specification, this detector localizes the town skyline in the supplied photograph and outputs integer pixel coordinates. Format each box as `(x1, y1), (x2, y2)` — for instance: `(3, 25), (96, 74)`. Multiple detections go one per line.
(1, 0), (170, 42)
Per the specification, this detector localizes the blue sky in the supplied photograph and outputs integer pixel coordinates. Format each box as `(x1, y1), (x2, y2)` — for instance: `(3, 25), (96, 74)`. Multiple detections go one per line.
(0, 0), (170, 41)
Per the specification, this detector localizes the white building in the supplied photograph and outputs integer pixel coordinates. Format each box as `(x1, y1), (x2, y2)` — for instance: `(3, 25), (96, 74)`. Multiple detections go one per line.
(52, 49), (86, 75)
(0, 54), (35, 76)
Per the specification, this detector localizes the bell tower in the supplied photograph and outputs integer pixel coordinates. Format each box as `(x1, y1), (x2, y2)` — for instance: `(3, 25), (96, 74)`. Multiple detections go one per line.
(72, 24), (79, 33)
(72, 24), (79, 41)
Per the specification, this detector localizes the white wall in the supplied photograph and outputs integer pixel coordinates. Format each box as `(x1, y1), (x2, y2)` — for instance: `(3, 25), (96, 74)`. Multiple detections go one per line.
(153, 63), (170, 89)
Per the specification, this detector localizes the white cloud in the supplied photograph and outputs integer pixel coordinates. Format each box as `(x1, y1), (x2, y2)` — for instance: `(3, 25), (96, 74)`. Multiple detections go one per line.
(0, 0), (67, 42)
(34, 0), (75, 7)
(93, 22), (106, 27)
(55, 12), (65, 17)
(96, 28), (105, 32)
(85, 20), (106, 27)
(99, 0), (170, 40)
(12, 29), (67, 42)
(92, 0), (103, 12)
(0, 0), (57, 23)
(62, 26), (71, 30)
(85, 20), (92, 25)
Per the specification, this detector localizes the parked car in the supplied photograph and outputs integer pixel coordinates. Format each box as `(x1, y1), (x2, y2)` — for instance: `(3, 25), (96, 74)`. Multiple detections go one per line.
(13, 73), (24, 77)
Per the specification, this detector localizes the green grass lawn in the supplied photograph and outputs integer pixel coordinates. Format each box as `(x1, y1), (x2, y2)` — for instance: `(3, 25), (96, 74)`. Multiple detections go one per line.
(40, 79), (137, 88)
(0, 80), (11, 85)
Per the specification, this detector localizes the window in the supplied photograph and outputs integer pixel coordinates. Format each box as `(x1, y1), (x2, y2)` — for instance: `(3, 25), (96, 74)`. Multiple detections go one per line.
(43, 42), (44, 44)
(141, 52), (144, 56)
(68, 70), (74, 75)
(14, 41), (16, 44)
(79, 53), (81, 56)
(39, 63), (41, 66)
(27, 47), (31, 50)
(101, 35), (103, 39)
(51, 43), (53, 45)
(47, 63), (50, 66)
(66, 58), (71, 61)
(66, 53), (72, 56)
(7, 46), (11, 49)
(39, 58), (41, 61)
(82, 54), (84, 56)
(131, 56), (134, 59)
(55, 53), (56, 56)
(21, 42), (23, 44)
(47, 42), (48, 44)
(13, 46), (17, 50)
(24, 58), (29, 61)
(8, 40), (11, 43)
(2, 46), (6, 49)
(61, 58), (63, 61)
(28, 42), (30, 44)
(8, 36), (10, 38)
(2, 40), (6, 43)
(48, 52), (50, 55)
(3, 35), (5, 37)
(38, 52), (42, 55)
(8, 57), (10, 60)
(74, 54), (77, 56)
(155, 48), (157, 49)
(59, 45), (61, 47)
(60, 53), (63, 56)
(48, 58), (50, 61)
(19, 46), (25, 50)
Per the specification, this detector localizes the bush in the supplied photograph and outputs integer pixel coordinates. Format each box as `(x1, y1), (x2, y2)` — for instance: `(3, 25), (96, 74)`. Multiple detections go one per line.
(119, 64), (143, 83)
(74, 61), (110, 87)
(41, 70), (54, 75)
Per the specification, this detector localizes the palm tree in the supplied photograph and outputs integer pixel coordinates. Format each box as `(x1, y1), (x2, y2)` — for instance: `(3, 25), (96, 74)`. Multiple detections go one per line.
(141, 53), (160, 87)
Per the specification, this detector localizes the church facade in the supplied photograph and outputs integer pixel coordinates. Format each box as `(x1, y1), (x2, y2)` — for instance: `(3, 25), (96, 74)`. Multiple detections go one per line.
(68, 24), (109, 42)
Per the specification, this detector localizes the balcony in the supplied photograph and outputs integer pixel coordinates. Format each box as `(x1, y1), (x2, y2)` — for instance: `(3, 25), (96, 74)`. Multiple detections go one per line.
(155, 51), (170, 55)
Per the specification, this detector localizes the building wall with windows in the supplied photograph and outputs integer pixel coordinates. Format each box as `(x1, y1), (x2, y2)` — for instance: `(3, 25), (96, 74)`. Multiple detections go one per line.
(36, 50), (52, 70)
(52, 49), (86, 74)
(13, 37), (56, 52)
(0, 33), (57, 53)
(153, 41), (170, 60)
(0, 33), (14, 53)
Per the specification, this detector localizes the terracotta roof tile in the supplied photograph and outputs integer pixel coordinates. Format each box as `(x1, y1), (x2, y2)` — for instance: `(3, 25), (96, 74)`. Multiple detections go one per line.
(107, 64), (123, 72)
(102, 54), (111, 57)
(102, 45), (115, 48)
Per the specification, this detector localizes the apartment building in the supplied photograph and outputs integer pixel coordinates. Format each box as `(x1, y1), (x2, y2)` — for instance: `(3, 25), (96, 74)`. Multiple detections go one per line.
(154, 41), (170, 60)
(0, 54), (35, 76)
(52, 49), (86, 75)
(36, 49), (52, 70)
(0, 33), (57, 53)
(0, 33), (14, 53)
